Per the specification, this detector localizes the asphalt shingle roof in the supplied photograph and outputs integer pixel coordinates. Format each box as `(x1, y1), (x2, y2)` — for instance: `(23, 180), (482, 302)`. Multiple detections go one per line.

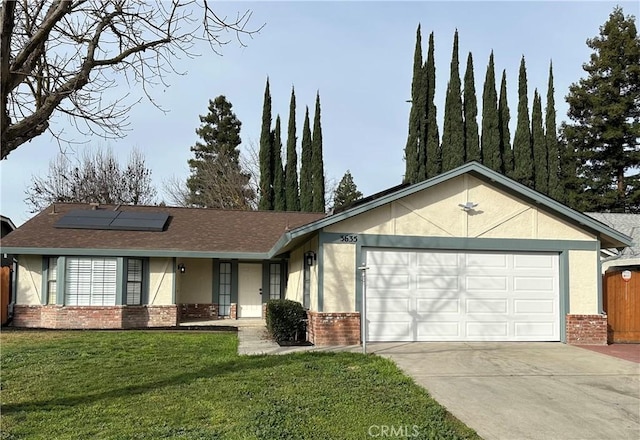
(586, 213), (639, 260)
(1, 204), (325, 255)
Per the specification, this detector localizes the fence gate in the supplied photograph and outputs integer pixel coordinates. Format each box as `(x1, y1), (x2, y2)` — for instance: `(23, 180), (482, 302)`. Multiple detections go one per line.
(603, 270), (640, 343)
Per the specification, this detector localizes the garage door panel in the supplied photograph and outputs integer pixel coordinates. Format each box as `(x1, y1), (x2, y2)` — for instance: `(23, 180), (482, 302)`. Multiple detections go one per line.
(365, 249), (559, 342)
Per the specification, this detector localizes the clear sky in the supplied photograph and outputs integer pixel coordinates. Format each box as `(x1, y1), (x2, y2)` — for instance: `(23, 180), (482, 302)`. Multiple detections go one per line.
(1, 0), (637, 225)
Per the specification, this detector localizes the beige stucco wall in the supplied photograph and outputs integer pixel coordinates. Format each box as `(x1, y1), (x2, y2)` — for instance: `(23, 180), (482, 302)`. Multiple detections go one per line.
(318, 174), (600, 314)
(568, 250), (600, 314)
(16, 255), (43, 305)
(148, 257), (174, 305)
(285, 235), (318, 309)
(175, 258), (212, 304)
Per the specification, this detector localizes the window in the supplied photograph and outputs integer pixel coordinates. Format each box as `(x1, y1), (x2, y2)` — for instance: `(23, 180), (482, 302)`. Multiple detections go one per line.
(126, 259), (143, 305)
(219, 262), (231, 316)
(303, 258), (311, 309)
(47, 257), (57, 305)
(65, 257), (117, 306)
(269, 263), (281, 300)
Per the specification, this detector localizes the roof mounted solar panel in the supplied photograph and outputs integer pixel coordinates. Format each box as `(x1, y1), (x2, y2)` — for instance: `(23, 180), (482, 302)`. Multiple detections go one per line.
(55, 209), (169, 232)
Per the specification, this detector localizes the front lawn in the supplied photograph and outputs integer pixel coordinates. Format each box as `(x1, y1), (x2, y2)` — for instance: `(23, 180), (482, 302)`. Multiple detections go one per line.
(0, 331), (479, 439)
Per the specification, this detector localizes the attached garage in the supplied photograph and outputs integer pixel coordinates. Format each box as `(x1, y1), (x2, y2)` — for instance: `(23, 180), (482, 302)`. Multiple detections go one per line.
(365, 249), (559, 342)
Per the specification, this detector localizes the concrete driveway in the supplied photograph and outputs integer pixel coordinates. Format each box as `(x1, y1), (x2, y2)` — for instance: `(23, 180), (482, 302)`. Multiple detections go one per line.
(369, 342), (640, 440)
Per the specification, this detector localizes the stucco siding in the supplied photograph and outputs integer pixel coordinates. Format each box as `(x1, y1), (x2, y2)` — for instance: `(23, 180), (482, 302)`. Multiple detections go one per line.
(568, 250), (599, 314)
(175, 258), (212, 304)
(284, 236), (318, 308)
(322, 243), (356, 312)
(148, 258), (174, 305)
(16, 255), (43, 305)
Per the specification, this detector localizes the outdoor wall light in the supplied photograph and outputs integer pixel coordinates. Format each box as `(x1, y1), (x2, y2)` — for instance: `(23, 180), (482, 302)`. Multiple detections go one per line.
(305, 251), (317, 267)
(177, 263), (186, 274)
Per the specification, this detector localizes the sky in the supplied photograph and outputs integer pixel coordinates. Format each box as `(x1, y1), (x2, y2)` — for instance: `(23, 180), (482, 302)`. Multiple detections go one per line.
(1, 0), (638, 226)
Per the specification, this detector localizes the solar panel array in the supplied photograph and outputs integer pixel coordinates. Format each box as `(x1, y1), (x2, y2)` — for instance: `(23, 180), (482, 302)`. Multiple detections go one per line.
(55, 209), (170, 232)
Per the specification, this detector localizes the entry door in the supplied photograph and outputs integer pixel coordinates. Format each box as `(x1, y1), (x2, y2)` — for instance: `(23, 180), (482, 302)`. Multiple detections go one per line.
(238, 263), (263, 318)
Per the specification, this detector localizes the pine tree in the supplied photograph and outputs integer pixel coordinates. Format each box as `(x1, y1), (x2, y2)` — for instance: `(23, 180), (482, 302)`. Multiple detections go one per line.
(532, 90), (548, 193)
(285, 87), (300, 211)
(258, 78), (274, 210)
(404, 24), (424, 184)
(186, 95), (253, 209)
(463, 52), (480, 163)
(546, 62), (562, 202)
(481, 51), (501, 172)
(424, 32), (441, 178)
(562, 7), (640, 212)
(333, 170), (363, 210)
(311, 92), (325, 213)
(512, 57), (533, 187)
(299, 107), (313, 211)
(499, 70), (514, 177)
(441, 30), (465, 172)
(273, 116), (286, 211)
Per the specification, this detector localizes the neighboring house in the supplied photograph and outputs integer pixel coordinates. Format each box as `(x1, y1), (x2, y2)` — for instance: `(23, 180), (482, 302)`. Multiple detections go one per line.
(1, 215), (17, 267)
(586, 213), (639, 272)
(1, 163), (632, 345)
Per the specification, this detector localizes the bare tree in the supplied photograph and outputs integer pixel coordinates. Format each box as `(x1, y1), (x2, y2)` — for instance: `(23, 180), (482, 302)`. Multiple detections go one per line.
(25, 147), (157, 212)
(0, 0), (261, 159)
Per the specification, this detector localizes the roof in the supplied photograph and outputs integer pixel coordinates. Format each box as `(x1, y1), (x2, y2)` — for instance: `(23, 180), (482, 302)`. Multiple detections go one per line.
(0, 204), (325, 258)
(279, 162), (634, 250)
(1, 215), (16, 234)
(586, 213), (639, 262)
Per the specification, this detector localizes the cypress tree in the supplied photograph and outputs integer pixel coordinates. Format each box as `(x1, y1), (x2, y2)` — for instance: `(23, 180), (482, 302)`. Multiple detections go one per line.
(285, 87), (300, 211)
(441, 30), (465, 172)
(299, 107), (313, 211)
(311, 92), (325, 213)
(481, 51), (501, 172)
(404, 24), (424, 184)
(258, 78), (274, 210)
(273, 115), (286, 211)
(513, 57), (534, 187)
(532, 90), (548, 193)
(545, 62), (562, 201)
(499, 70), (514, 177)
(463, 52), (480, 163)
(425, 32), (441, 178)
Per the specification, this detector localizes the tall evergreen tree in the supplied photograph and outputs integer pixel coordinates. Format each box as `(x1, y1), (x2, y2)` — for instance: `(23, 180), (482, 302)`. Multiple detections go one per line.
(285, 87), (300, 211)
(545, 62), (562, 201)
(532, 90), (548, 193)
(186, 95), (253, 209)
(424, 32), (441, 178)
(299, 107), (313, 211)
(272, 116), (286, 211)
(404, 24), (424, 184)
(441, 30), (465, 172)
(481, 51), (501, 172)
(512, 57), (533, 187)
(463, 52), (480, 163)
(561, 7), (640, 212)
(499, 70), (514, 177)
(258, 78), (274, 210)
(311, 92), (325, 213)
(333, 170), (363, 210)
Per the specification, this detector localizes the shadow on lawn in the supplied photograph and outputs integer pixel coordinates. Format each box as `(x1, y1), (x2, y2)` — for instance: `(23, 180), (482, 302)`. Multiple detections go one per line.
(1, 353), (336, 414)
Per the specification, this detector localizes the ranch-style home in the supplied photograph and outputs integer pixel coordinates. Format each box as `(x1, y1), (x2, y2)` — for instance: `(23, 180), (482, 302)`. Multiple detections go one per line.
(1, 162), (633, 345)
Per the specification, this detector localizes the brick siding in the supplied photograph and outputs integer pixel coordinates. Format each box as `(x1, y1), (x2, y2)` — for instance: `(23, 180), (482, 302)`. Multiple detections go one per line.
(178, 303), (218, 321)
(307, 311), (360, 345)
(566, 314), (608, 345)
(12, 305), (177, 329)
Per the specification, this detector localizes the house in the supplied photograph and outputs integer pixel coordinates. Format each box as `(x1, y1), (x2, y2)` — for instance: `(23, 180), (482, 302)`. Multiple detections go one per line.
(585, 213), (639, 343)
(1, 215), (17, 267)
(1, 163), (632, 345)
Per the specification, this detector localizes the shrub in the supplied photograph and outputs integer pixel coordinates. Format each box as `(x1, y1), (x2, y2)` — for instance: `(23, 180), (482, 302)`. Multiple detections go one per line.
(266, 299), (307, 343)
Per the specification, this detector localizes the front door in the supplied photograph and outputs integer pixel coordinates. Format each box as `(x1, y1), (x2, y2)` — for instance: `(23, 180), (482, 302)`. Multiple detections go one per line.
(238, 263), (263, 318)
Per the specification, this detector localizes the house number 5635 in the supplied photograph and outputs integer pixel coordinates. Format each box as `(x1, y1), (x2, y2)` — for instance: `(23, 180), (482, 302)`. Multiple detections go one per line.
(340, 234), (358, 243)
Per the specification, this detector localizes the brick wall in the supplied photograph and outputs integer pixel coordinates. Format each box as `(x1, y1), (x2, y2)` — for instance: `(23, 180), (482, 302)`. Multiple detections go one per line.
(230, 303), (237, 319)
(307, 311), (360, 345)
(12, 305), (178, 329)
(566, 314), (608, 345)
(178, 303), (218, 321)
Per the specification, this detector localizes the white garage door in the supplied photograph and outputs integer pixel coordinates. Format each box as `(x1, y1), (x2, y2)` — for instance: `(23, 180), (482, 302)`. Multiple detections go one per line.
(365, 249), (560, 342)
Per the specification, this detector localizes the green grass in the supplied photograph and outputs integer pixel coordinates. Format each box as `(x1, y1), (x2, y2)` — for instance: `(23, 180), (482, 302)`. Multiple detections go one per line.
(0, 331), (480, 440)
